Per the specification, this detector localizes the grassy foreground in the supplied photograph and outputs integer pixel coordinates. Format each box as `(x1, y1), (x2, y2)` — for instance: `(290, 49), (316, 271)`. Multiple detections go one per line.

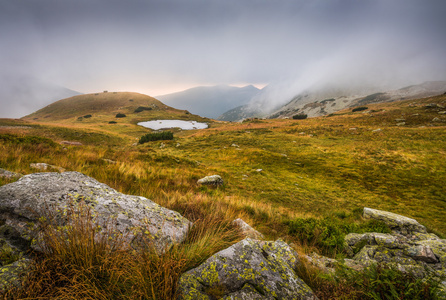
(0, 94), (445, 298)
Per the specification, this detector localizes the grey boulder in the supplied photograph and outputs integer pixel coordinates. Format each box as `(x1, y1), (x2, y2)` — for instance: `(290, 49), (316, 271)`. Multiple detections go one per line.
(0, 171), (191, 254)
(177, 238), (317, 300)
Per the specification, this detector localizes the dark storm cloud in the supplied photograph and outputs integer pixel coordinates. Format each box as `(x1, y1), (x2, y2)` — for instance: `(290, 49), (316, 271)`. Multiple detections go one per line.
(1, 0), (445, 117)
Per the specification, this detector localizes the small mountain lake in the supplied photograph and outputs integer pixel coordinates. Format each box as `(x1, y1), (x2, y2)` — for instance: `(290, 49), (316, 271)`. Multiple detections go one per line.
(137, 120), (208, 130)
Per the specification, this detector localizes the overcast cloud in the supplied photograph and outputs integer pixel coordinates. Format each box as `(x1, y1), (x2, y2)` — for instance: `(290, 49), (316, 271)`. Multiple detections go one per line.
(1, 0), (445, 117)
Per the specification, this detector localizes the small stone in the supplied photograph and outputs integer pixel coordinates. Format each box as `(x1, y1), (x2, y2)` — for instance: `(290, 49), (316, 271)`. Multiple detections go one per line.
(103, 159), (116, 164)
(396, 122), (406, 126)
(231, 143), (239, 147)
(30, 163), (65, 173)
(232, 218), (264, 239)
(256, 169), (263, 172)
(372, 128), (382, 132)
(60, 141), (83, 146)
(197, 175), (224, 186)
(0, 168), (22, 179)
(432, 117), (441, 122)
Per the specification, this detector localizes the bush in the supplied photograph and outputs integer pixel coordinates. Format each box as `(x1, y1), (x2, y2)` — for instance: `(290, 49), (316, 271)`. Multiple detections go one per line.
(115, 113), (126, 118)
(298, 259), (442, 300)
(0, 134), (57, 147)
(83, 114), (92, 118)
(139, 131), (174, 144)
(352, 106), (368, 112)
(285, 214), (390, 256)
(108, 121), (117, 124)
(134, 106), (153, 113)
(293, 114), (308, 120)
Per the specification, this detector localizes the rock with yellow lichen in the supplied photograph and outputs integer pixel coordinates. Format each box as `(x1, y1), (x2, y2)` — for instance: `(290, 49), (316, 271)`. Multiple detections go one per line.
(0, 171), (192, 255)
(176, 238), (318, 300)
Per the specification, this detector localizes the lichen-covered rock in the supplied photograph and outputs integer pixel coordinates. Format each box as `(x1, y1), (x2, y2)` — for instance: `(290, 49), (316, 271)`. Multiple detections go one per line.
(177, 238), (317, 300)
(197, 175), (224, 186)
(0, 168), (22, 179)
(363, 207), (426, 235)
(404, 245), (438, 263)
(0, 172), (191, 254)
(0, 258), (30, 289)
(304, 253), (337, 274)
(232, 218), (264, 239)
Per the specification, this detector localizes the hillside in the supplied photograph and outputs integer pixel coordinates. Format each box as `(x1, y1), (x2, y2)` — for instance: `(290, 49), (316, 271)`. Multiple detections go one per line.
(0, 94), (445, 298)
(23, 91), (172, 121)
(270, 81), (446, 119)
(157, 85), (260, 119)
(21, 91), (209, 141)
(219, 81), (446, 121)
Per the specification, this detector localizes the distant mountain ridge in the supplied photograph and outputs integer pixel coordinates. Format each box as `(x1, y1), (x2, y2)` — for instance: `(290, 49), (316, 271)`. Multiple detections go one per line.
(157, 85), (260, 119)
(0, 75), (81, 118)
(218, 81), (446, 121)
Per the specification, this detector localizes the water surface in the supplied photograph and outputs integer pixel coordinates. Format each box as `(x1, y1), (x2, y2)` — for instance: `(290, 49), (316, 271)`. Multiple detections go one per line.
(137, 120), (208, 130)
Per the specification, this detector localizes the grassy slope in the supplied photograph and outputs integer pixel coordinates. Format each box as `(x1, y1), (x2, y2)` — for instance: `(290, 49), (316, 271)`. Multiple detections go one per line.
(2, 93), (445, 233)
(0, 93), (445, 298)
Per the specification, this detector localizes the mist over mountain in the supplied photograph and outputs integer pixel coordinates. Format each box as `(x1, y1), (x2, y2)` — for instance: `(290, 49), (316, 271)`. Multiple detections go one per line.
(156, 85), (260, 119)
(0, 75), (81, 118)
(218, 81), (446, 121)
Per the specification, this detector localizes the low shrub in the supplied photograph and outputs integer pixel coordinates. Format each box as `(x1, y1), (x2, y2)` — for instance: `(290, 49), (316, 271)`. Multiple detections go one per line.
(108, 121), (117, 124)
(298, 261), (442, 300)
(0, 134), (57, 147)
(83, 114), (92, 118)
(139, 131), (174, 144)
(293, 114), (308, 120)
(115, 113), (126, 118)
(352, 106), (368, 112)
(134, 106), (153, 113)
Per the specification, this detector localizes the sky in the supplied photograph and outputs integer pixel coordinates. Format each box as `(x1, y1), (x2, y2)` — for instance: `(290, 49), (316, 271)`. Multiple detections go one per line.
(1, 0), (446, 117)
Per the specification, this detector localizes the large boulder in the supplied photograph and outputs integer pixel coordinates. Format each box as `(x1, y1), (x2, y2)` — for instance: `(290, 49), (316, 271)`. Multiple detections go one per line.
(177, 238), (317, 300)
(0, 172), (192, 254)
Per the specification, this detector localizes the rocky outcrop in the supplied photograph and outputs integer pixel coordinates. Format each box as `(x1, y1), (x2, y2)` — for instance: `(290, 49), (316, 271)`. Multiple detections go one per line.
(305, 207), (446, 297)
(0, 172), (192, 255)
(176, 238), (317, 299)
(197, 175), (224, 186)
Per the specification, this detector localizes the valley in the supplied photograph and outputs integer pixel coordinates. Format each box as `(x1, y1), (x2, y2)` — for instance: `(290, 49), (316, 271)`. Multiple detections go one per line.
(0, 92), (445, 298)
